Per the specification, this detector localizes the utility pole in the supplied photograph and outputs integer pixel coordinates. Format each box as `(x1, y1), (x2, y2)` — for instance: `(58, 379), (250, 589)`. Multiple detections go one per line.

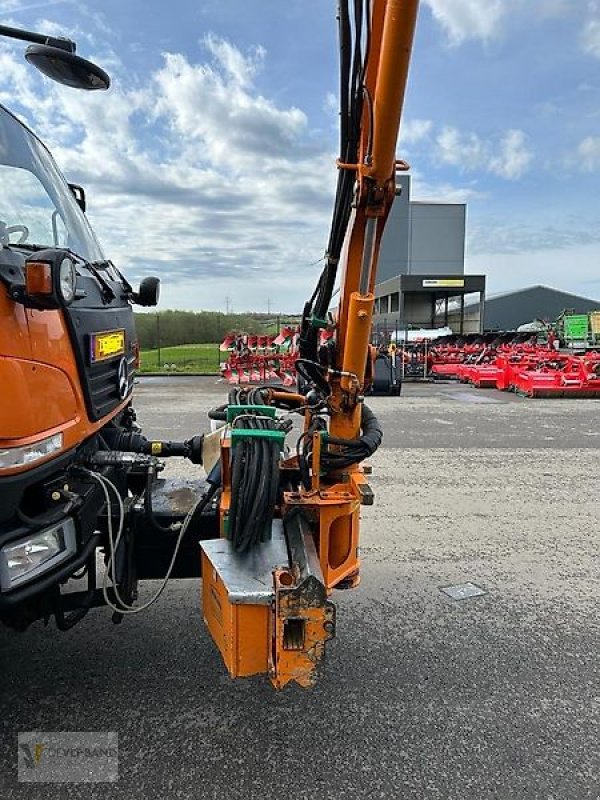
(267, 297), (272, 315)
(225, 296), (231, 315)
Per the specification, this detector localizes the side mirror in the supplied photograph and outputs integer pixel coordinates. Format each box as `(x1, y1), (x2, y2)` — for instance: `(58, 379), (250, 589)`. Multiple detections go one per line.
(11, 249), (77, 310)
(69, 183), (86, 213)
(132, 276), (160, 307)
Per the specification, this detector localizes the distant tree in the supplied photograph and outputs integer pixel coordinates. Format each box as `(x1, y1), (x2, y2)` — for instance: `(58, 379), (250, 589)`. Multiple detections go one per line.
(134, 310), (282, 349)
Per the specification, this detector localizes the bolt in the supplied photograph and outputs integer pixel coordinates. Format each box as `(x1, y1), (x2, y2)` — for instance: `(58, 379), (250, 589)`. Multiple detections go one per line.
(323, 621), (335, 633)
(51, 491), (61, 501)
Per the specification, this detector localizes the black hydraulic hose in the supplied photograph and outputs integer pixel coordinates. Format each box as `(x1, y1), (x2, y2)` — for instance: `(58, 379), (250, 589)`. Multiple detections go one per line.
(304, 0), (368, 351)
(338, 0), (351, 154)
(228, 409), (280, 553)
(208, 403), (227, 421)
(321, 404), (382, 471)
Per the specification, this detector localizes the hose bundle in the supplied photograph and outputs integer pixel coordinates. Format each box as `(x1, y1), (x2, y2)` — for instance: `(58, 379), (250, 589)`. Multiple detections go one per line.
(299, 0), (371, 364)
(322, 405), (382, 471)
(228, 388), (282, 553)
(297, 404), (382, 486)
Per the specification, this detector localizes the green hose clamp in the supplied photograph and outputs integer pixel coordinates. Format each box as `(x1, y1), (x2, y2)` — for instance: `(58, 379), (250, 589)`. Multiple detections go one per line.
(231, 429), (286, 447)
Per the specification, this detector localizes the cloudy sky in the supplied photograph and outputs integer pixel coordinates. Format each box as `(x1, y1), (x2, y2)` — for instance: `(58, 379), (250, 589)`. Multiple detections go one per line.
(0, 0), (599, 312)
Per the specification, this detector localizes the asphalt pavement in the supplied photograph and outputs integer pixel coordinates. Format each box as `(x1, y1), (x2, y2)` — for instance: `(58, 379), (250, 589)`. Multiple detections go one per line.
(1, 378), (599, 799)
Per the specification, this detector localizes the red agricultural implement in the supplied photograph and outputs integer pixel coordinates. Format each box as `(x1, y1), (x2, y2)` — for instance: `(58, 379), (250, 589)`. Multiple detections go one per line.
(510, 352), (600, 398)
(429, 333), (600, 398)
(220, 328), (299, 385)
(220, 328), (335, 386)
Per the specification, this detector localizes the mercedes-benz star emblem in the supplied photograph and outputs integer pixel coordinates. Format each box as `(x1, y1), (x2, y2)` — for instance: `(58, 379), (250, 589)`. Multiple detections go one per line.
(117, 357), (129, 400)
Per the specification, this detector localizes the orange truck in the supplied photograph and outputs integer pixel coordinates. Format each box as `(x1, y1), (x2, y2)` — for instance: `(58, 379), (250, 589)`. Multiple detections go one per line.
(0, 1), (419, 688)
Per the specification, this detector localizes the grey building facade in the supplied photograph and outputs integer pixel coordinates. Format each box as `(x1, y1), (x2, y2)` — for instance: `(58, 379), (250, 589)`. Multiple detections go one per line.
(374, 175), (484, 334)
(376, 175), (466, 282)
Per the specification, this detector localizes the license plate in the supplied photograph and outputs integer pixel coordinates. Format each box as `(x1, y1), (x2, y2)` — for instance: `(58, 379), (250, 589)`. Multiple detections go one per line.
(90, 330), (125, 363)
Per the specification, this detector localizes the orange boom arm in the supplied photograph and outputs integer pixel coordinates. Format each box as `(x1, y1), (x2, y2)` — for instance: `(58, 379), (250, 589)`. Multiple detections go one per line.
(202, 0), (420, 688)
(333, 0), (420, 439)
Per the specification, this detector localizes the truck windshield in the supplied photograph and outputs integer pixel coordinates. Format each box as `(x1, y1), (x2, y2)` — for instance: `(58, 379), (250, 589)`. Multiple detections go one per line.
(0, 104), (104, 263)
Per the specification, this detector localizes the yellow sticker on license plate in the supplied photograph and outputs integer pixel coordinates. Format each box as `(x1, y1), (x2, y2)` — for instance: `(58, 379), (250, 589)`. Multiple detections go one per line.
(90, 330), (125, 363)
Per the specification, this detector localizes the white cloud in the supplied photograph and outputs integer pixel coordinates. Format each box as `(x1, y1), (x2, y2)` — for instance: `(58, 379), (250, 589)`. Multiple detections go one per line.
(0, 35), (335, 311)
(577, 136), (600, 170)
(323, 92), (338, 114)
(436, 126), (533, 179)
(410, 169), (484, 203)
(469, 219), (600, 256)
(488, 129), (534, 179)
(424, 0), (573, 44)
(582, 2), (600, 57)
(423, 0), (506, 43)
(400, 118), (433, 145)
(0, 0), (68, 13)
(469, 241), (600, 299)
(202, 33), (265, 89)
(153, 41), (308, 168)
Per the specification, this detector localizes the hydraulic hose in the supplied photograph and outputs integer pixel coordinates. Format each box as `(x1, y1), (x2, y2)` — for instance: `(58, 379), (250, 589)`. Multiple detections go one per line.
(321, 404), (382, 471)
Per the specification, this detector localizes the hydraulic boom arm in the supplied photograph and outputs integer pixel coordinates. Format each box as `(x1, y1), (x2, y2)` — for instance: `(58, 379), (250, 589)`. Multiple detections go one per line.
(200, 0), (420, 688)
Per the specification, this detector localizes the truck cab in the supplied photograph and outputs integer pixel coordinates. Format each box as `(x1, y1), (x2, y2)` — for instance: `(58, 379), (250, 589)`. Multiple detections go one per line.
(0, 102), (153, 628)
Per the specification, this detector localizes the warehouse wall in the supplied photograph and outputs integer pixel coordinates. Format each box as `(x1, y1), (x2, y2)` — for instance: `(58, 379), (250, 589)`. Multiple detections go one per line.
(408, 203), (466, 275)
(376, 175), (410, 283)
(376, 175), (466, 282)
(471, 286), (600, 330)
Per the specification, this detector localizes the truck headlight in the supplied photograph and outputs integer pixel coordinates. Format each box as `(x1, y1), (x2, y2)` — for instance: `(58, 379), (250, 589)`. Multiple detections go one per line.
(0, 433), (63, 472)
(0, 518), (77, 591)
(58, 256), (76, 303)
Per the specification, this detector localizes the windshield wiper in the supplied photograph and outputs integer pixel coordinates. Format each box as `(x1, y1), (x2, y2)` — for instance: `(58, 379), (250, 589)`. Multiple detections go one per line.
(85, 259), (116, 302)
(7, 242), (48, 252)
(94, 259), (133, 294)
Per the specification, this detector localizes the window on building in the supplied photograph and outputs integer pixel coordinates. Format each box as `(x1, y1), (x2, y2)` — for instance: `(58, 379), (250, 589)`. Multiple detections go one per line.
(390, 292), (400, 312)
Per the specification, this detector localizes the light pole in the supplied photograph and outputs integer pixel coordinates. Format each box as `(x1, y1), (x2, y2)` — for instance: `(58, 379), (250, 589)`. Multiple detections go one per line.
(0, 23), (110, 90)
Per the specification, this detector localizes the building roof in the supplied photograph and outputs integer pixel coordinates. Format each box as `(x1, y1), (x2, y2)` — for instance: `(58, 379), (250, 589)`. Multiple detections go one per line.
(462, 284), (600, 310)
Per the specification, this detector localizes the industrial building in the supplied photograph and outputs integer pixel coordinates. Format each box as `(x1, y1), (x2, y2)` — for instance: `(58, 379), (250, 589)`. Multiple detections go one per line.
(373, 176), (599, 336)
(373, 174), (486, 336)
(442, 285), (600, 333)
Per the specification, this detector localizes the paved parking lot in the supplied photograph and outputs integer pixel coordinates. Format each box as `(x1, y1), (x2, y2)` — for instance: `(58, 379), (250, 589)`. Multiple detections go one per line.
(1, 378), (599, 799)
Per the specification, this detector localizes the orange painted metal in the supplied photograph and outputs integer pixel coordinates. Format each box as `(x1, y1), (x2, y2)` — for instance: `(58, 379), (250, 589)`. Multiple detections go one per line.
(307, 0), (420, 588)
(218, 437), (232, 537)
(0, 296), (131, 473)
(340, 292), (374, 393)
(203, 0), (420, 685)
(283, 479), (361, 589)
(201, 549), (270, 678)
(333, 0), (420, 433)
(269, 567), (335, 689)
(365, 0), (420, 185)
(0, 358), (79, 439)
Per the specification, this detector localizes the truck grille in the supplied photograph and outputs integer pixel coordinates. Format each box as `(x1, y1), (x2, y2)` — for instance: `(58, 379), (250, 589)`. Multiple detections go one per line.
(87, 353), (135, 420)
